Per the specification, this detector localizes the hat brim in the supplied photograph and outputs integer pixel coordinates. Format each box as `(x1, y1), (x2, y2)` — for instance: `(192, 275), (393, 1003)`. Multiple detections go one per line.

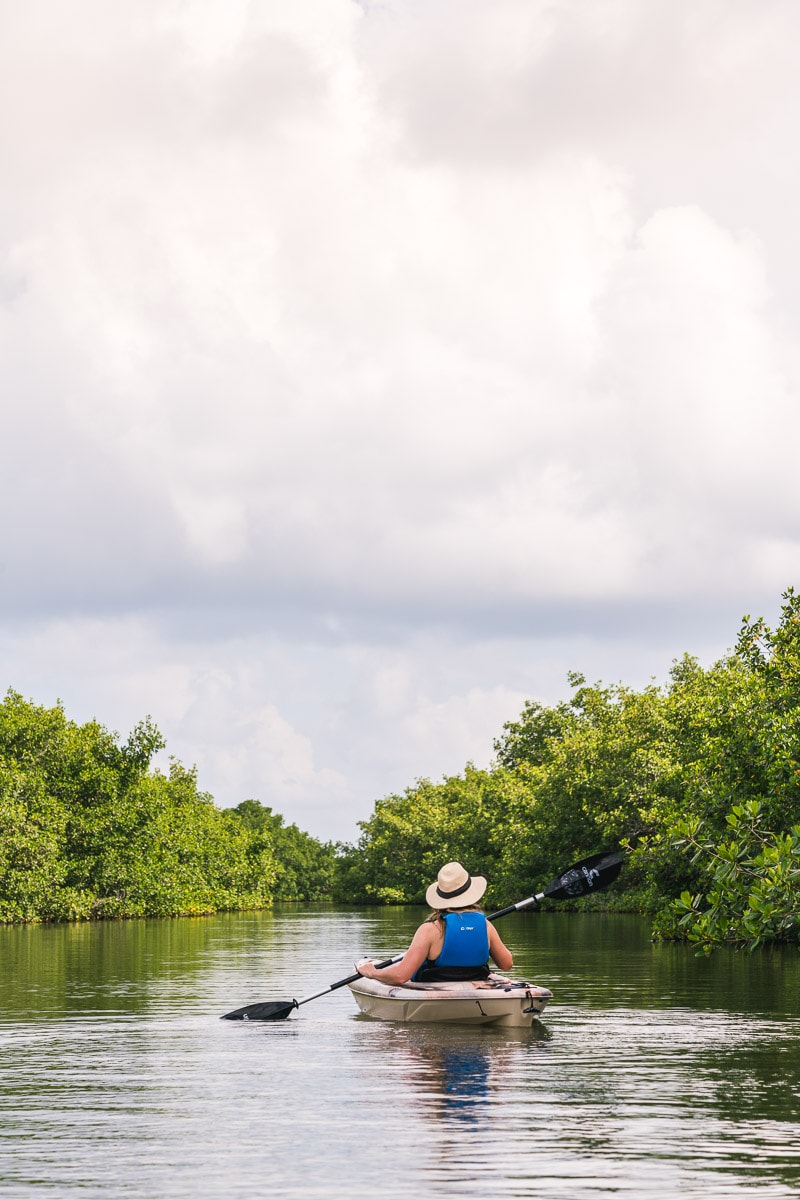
(425, 874), (487, 909)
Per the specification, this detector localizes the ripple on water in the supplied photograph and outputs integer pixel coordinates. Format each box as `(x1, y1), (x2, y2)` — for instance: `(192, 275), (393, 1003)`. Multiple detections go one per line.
(0, 911), (799, 1199)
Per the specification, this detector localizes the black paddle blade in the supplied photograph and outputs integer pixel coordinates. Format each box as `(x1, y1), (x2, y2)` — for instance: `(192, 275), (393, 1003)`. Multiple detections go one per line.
(221, 999), (298, 1021)
(543, 850), (622, 901)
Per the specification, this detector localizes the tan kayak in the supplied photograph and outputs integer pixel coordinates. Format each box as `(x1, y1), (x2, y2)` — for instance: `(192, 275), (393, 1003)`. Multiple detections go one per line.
(348, 973), (553, 1027)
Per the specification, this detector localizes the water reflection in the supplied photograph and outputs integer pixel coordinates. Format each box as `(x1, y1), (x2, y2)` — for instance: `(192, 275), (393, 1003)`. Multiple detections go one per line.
(358, 1020), (550, 1127)
(439, 1042), (491, 1121)
(1, 911), (799, 1200)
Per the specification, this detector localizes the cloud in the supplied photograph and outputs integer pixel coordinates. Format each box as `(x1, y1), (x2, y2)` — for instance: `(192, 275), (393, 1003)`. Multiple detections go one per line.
(1, 0), (799, 836)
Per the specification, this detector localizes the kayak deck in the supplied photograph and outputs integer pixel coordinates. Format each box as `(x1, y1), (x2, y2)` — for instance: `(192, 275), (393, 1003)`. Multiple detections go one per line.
(348, 974), (553, 1026)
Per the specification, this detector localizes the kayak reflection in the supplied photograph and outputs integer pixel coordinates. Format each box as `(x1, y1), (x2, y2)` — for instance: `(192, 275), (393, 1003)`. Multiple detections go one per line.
(361, 1022), (551, 1126)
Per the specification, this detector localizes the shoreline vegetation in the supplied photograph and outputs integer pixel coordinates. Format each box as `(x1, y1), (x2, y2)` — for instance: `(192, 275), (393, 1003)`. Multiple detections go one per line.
(2, 590), (799, 952)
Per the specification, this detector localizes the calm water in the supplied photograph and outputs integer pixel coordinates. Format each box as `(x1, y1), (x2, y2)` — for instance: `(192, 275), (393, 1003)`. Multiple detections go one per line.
(1, 908), (799, 1199)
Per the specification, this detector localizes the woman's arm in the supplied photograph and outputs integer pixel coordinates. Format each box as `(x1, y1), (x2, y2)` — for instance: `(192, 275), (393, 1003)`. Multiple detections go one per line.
(356, 923), (435, 984)
(488, 923), (514, 971)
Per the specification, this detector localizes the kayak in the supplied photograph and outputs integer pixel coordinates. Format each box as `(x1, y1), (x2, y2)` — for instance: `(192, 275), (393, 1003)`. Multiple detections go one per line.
(347, 973), (553, 1027)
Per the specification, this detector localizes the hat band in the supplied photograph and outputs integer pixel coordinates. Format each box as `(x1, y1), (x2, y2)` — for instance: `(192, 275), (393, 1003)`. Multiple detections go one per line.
(436, 876), (472, 900)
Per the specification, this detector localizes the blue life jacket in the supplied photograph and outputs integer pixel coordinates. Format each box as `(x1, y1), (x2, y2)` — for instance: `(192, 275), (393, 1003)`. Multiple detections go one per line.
(414, 912), (490, 982)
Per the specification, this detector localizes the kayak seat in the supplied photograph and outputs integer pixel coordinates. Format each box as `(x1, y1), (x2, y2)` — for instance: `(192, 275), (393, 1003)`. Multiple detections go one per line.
(414, 963), (491, 983)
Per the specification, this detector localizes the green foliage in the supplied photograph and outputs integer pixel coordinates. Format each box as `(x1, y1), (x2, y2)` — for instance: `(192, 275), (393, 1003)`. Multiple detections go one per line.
(492, 678), (686, 906)
(336, 589), (800, 950)
(0, 691), (327, 922)
(654, 801), (800, 953)
(493, 686), (579, 770)
(332, 766), (539, 906)
(0, 766), (69, 921)
(232, 800), (335, 900)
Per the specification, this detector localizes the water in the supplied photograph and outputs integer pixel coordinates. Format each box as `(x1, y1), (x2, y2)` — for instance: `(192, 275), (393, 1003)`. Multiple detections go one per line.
(1, 909), (798, 1198)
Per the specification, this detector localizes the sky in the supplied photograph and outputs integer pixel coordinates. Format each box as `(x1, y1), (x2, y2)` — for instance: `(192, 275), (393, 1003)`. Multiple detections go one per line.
(2, 0), (799, 841)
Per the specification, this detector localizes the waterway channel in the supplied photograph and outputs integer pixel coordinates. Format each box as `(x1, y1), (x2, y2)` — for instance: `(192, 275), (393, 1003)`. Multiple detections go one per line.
(1, 908), (798, 1198)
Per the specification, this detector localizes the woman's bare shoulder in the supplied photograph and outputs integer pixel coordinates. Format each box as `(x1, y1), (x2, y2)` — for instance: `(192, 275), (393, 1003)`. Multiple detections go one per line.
(411, 919), (437, 943)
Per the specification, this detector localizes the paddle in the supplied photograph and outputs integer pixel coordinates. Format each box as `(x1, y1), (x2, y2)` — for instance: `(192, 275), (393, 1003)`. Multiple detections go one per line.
(221, 849), (622, 1021)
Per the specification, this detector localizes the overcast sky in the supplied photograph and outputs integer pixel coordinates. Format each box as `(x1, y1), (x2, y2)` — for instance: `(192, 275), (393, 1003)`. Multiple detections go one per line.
(2, 0), (799, 840)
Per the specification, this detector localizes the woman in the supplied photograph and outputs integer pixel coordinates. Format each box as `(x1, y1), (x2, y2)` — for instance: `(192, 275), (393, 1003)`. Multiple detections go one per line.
(357, 861), (514, 985)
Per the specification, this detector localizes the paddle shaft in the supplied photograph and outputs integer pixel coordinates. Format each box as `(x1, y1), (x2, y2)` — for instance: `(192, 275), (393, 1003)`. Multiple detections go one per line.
(293, 955), (403, 1008)
(486, 893), (545, 921)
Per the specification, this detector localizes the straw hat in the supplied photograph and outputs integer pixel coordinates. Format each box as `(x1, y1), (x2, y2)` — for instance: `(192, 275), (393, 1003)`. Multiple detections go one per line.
(425, 861), (487, 909)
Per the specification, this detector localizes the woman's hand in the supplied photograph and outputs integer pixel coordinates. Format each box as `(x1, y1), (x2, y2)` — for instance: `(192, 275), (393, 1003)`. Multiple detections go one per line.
(355, 922), (436, 985)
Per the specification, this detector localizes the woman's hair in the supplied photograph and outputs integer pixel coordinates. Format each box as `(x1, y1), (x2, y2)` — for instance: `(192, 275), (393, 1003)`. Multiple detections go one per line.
(426, 903), (484, 926)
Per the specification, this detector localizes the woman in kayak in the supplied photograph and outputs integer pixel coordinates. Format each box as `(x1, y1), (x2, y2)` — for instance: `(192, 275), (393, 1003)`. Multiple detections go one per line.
(356, 861), (514, 984)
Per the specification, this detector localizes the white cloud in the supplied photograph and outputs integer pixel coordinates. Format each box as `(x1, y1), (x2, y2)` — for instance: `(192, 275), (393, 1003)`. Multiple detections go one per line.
(2, 0), (799, 836)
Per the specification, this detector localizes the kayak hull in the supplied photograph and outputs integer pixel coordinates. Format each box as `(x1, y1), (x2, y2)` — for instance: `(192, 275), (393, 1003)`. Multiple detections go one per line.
(348, 974), (552, 1027)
